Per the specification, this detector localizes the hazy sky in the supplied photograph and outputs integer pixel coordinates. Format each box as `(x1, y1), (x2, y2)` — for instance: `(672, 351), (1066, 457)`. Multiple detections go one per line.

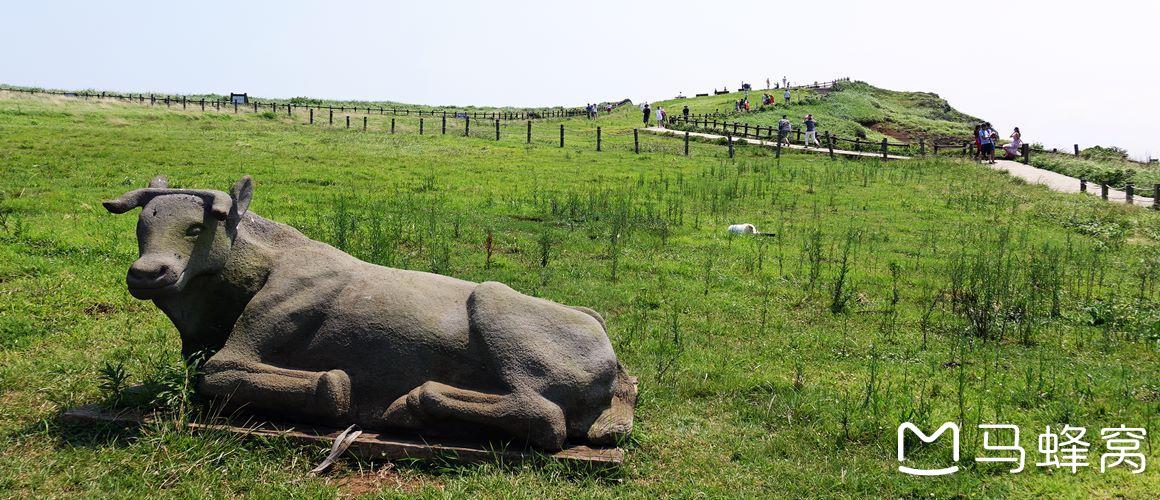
(3, 0), (1157, 158)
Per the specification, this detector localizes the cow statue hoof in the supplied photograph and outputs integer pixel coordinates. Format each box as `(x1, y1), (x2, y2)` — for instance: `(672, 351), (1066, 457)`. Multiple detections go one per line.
(103, 175), (635, 450)
(316, 370), (352, 419)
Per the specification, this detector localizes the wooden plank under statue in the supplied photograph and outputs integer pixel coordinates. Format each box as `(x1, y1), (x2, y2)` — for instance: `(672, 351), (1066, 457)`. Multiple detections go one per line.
(75, 174), (637, 468)
(59, 404), (627, 467)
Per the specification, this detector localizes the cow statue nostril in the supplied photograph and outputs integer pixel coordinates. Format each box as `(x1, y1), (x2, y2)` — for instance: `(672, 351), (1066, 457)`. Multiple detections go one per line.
(127, 262), (173, 286)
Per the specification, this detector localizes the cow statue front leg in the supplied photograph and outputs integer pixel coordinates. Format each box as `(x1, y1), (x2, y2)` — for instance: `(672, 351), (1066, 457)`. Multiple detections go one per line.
(380, 382), (567, 450)
(199, 352), (352, 421)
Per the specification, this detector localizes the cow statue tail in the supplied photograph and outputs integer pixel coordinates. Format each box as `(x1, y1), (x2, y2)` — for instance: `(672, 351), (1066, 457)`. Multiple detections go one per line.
(585, 361), (636, 446)
(569, 305), (605, 329)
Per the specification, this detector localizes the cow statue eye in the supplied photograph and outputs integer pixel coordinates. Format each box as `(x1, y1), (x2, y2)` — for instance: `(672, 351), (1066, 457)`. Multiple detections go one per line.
(185, 224), (203, 237)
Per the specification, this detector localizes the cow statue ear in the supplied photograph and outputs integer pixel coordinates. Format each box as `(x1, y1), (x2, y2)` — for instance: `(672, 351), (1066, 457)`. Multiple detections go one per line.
(230, 175), (253, 219)
(148, 175), (168, 188)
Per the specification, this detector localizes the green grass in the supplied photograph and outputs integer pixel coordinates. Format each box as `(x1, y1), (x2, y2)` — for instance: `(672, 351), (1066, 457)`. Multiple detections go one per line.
(0, 91), (1157, 497)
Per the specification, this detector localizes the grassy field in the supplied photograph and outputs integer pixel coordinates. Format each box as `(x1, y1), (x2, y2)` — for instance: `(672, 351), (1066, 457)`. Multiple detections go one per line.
(0, 90), (1157, 497)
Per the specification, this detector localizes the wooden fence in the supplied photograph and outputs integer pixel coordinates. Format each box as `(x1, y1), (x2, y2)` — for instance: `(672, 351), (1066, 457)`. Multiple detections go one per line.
(0, 86), (585, 121)
(694, 77), (850, 97)
(669, 115), (911, 157)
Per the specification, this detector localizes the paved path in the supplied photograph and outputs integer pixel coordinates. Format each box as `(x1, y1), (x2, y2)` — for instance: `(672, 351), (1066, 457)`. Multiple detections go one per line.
(989, 159), (1154, 206)
(643, 127), (911, 160)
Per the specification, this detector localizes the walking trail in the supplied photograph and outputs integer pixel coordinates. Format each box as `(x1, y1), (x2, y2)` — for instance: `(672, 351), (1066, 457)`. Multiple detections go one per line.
(988, 159), (1153, 206)
(644, 127), (1154, 207)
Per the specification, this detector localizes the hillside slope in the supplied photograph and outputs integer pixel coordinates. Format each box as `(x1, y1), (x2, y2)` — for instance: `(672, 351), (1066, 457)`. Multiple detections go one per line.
(652, 81), (979, 144)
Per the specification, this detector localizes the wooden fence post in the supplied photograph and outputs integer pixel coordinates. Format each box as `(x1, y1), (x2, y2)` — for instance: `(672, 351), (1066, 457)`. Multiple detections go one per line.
(684, 131), (690, 156)
(309, 108), (313, 124)
(363, 116), (367, 131)
(933, 143), (939, 155)
(1100, 183), (1108, 199)
(1154, 184), (1159, 210)
(796, 129), (801, 143)
(596, 127), (601, 151)
(728, 135), (735, 159)
(495, 119), (500, 141)
(826, 132), (835, 159)
(1074, 144), (1080, 156)
(527, 121), (531, 143)
(391, 118), (395, 133)
(919, 138), (925, 156)
(855, 137), (861, 152)
(346, 116), (350, 129)
(442, 114), (446, 134)
(1080, 178), (1087, 192)
(253, 102), (258, 113)
(234, 101), (238, 113)
(1126, 184), (1134, 204)
(287, 104), (292, 116)
(634, 129), (639, 153)
(881, 138), (888, 159)
(201, 99), (205, 111)
(181, 97), (186, 110)
(420, 118), (424, 135)
(559, 124), (564, 147)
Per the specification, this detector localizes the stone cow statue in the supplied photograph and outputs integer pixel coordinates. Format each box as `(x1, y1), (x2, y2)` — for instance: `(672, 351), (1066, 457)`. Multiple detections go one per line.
(103, 175), (635, 450)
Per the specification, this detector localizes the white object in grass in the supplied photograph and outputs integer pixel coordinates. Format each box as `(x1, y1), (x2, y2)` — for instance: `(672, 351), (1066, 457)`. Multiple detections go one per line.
(727, 223), (757, 235)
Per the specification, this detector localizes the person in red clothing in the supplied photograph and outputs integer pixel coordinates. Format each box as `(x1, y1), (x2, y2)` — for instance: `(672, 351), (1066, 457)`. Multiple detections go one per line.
(972, 124), (982, 161)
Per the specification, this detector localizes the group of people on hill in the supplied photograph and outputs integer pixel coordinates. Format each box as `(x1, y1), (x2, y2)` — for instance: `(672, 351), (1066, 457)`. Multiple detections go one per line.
(773, 114), (822, 147)
(639, 103), (693, 129)
(585, 103), (612, 119)
(973, 122), (1023, 163)
(732, 89), (792, 112)
(640, 103), (666, 128)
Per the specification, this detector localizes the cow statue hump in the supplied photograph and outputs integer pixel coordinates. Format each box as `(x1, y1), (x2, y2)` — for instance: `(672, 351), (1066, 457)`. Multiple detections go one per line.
(103, 175), (635, 450)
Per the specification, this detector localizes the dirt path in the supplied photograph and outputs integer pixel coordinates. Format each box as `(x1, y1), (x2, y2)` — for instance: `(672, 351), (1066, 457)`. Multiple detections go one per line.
(989, 159), (1154, 206)
(642, 127), (911, 160)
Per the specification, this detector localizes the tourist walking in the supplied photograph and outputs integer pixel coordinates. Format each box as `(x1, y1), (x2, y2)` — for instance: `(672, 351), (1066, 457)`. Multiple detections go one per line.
(656, 106), (666, 128)
(783, 89), (791, 105)
(803, 114), (820, 147)
(777, 115), (792, 146)
(643, 103), (651, 126)
(682, 105), (689, 120)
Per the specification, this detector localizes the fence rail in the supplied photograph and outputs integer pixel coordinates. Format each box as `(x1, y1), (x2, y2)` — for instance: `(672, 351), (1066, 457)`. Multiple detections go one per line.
(668, 115), (911, 156)
(696, 77), (850, 97)
(0, 86), (586, 120)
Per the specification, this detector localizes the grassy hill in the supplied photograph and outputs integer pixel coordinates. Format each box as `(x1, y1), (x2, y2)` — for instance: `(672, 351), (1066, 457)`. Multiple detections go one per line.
(650, 81), (980, 145)
(0, 90), (1157, 497)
